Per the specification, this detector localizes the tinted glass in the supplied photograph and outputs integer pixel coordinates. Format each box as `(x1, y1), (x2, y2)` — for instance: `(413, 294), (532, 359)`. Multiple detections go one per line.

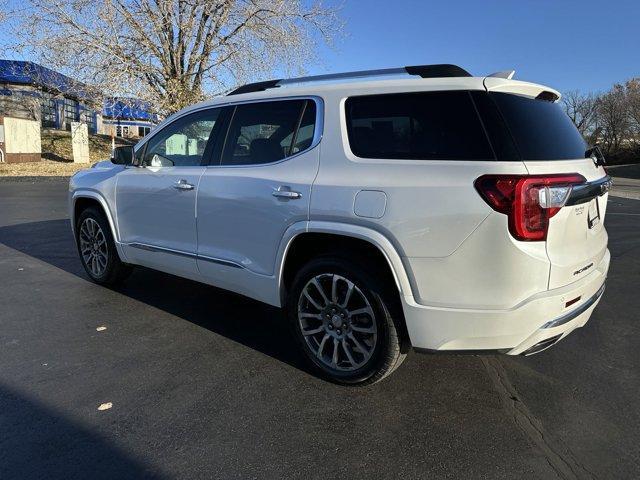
(280, 101), (317, 154)
(470, 91), (519, 161)
(345, 91), (493, 160)
(143, 109), (219, 167)
(221, 100), (309, 166)
(489, 92), (587, 160)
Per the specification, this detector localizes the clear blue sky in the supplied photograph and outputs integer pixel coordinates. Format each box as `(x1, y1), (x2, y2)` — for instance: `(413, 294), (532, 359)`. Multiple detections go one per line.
(310, 0), (640, 94)
(1, 0), (638, 94)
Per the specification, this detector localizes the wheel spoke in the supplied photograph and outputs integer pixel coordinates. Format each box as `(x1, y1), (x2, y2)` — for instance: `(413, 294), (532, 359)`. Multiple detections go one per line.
(331, 275), (339, 303)
(317, 334), (330, 359)
(300, 313), (322, 320)
(351, 325), (375, 334)
(349, 306), (374, 318)
(311, 278), (330, 306)
(332, 338), (339, 366)
(341, 339), (356, 367)
(303, 289), (323, 311)
(341, 281), (354, 308)
(348, 332), (371, 357)
(301, 325), (324, 336)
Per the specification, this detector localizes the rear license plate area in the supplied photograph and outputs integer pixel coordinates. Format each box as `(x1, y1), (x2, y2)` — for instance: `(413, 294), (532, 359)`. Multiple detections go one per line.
(587, 197), (601, 229)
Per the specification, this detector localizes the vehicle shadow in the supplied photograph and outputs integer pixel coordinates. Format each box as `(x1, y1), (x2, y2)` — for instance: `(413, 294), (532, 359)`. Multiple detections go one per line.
(0, 383), (163, 479)
(0, 218), (309, 375)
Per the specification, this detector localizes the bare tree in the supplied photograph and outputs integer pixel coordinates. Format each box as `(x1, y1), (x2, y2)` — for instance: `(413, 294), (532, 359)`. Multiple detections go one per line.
(596, 84), (630, 155)
(11, 0), (343, 115)
(561, 90), (598, 140)
(625, 78), (640, 147)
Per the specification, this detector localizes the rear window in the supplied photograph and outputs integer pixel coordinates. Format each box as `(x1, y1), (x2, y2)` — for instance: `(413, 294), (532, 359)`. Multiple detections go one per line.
(488, 92), (587, 160)
(345, 91), (494, 161)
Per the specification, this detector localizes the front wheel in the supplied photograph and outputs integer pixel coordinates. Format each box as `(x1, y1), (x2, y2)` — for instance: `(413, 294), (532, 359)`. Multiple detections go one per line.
(76, 207), (132, 286)
(287, 257), (406, 385)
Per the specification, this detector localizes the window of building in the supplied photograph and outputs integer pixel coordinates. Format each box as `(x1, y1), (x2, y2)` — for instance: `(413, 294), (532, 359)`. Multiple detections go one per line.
(138, 126), (151, 137)
(63, 97), (79, 127)
(220, 100), (314, 166)
(143, 109), (220, 167)
(40, 92), (57, 129)
(78, 104), (96, 133)
(345, 91), (494, 161)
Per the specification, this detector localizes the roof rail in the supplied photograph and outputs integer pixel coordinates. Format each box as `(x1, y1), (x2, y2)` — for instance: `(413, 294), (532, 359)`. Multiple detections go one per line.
(227, 64), (471, 96)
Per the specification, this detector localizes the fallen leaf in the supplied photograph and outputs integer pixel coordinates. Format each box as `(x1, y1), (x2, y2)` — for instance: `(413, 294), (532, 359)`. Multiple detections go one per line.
(98, 402), (112, 411)
(96, 326), (107, 332)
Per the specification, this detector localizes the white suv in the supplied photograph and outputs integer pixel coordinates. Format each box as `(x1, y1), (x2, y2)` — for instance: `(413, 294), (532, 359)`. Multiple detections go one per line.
(70, 64), (611, 385)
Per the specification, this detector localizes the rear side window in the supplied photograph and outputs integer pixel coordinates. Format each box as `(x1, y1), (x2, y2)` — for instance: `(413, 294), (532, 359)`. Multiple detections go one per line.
(345, 91), (494, 160)
(488, 92), (587, 160)
(221, 100), (315, 166)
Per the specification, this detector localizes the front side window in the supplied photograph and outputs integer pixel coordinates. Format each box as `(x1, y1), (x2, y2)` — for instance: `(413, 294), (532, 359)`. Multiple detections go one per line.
(345, 91), (494, 161)
(221, 100), (315, 166)
(143, 109), (219, 167)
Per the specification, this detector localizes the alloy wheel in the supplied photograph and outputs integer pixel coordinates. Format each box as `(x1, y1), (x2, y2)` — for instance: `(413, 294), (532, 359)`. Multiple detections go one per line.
(79, 217), (108, 277)
(297, 273), (378, 371)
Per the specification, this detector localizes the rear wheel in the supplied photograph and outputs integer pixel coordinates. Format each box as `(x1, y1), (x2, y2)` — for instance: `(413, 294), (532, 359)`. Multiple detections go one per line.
(288, 257), (406, 385)
(76, 207), (132, 285)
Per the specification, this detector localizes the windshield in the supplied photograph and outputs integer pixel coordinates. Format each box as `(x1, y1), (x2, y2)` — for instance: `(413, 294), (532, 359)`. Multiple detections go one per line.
(490, 92), (587, 161)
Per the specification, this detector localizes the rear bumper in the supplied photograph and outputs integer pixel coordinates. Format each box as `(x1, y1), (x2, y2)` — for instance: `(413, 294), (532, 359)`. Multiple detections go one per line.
(402, 248), (610, 354)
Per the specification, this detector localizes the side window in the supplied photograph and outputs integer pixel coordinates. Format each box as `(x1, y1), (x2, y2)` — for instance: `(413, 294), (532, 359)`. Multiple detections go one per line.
(143, 109), (220, 167)
(345, 91), (494, 161)
(279, 101), (317, 154)
(221, 100), (314, 166)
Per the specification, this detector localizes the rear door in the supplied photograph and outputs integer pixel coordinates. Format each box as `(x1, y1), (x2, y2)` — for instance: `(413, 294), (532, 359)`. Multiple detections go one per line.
(196, 98), (320, 299)
(486, 87), (610, 288)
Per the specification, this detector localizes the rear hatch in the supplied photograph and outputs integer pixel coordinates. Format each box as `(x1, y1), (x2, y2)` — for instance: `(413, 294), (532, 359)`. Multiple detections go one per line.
(484, 78), (610, 289)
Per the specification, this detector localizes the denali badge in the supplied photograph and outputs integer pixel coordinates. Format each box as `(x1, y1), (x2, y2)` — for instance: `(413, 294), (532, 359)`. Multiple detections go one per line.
(573, 263), (594, 276)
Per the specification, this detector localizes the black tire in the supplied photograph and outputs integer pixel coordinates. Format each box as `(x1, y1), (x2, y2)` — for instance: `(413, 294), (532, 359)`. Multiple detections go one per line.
(287, 256), (406, 386)
(75, 206), (132, 286)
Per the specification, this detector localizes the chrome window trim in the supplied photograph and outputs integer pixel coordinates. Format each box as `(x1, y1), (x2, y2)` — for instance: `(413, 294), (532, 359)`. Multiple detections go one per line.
(127, 242), (244, 269)
(135, 96), (324, 168)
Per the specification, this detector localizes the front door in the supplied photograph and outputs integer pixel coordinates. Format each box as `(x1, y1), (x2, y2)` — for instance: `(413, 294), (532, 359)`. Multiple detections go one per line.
(116, 108), (222, 279)
(196, 99), (320, 302)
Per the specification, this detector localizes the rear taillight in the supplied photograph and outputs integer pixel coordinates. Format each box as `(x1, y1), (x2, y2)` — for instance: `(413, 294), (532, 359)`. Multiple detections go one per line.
(475, 174), (586, 241)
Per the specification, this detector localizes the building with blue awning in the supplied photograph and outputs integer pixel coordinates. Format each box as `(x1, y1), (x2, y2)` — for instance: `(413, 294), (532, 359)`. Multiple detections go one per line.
(0, 59), (156, 138)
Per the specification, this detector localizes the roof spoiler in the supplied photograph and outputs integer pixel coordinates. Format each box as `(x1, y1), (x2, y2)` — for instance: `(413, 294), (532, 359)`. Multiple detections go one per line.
(487, 70), (516, 80)
(228, 64), (472, 96)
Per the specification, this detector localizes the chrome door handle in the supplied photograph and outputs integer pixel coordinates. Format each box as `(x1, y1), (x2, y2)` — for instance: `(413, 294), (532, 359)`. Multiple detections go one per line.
(174, 179), (195, 191)
(272, 186), (302, 199)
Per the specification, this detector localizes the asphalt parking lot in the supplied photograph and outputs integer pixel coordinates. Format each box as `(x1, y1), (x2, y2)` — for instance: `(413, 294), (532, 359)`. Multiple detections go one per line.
(1, 178), (639, 480)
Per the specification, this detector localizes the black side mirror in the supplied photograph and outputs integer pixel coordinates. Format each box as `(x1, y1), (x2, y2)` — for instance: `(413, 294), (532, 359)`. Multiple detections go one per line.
(111, 145), (134, 165)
